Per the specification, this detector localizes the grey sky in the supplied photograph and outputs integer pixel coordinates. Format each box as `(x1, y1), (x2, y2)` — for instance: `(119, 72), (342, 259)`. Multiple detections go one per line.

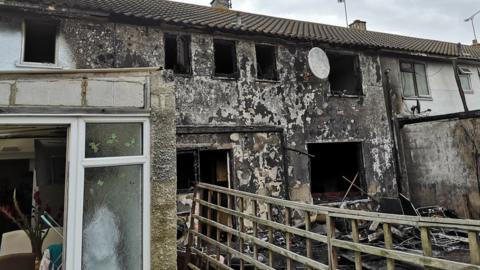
(172, 0), (480, 45)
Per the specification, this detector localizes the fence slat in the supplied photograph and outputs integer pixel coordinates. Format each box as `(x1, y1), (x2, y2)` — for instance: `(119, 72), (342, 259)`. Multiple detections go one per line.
(351, 219), (362, 270)
(469, 231), (480, 265)
(285, 207), (292, 270)
(305, 211), (313, 270)
(267, 203), (274, 267)
(327, 215), (338, 270)
(383, 223), (395, 270)
(239, 196), (245, 270)
(226, 194), (233, 266)
(252, 199), (258, 270)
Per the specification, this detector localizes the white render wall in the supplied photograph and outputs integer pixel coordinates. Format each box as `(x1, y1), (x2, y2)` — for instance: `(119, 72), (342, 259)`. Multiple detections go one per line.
(381, 56), (480, 116)
(0, 15), (75, 71)
(402, 62), (480, 115)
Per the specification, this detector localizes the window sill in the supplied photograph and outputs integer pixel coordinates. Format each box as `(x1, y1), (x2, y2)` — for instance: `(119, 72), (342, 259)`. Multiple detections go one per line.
(255, 78), (280, 83)
(212, 75), (238, 81)
(327, 93), (365, 98)
(463, 90), (474, 95)
(16, 62), (62, 69)
(403, 96), (433, 101)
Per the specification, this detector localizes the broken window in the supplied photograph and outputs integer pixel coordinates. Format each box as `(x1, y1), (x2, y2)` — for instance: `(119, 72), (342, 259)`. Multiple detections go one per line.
(256, 44), (278, 80)
(23, 20), (57, 64)
(458, 67), (473, 93)
(400, 61), (429, 97)
(308, 142), (364, 203)
(176, 149), (230, 194)
(328, 53), (362, 95)
(164, 33), (191, 74)
(214, 39), (238, 78)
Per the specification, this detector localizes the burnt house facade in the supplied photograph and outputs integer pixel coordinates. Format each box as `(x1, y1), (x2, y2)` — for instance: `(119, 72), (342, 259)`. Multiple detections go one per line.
(3, 0), (480, 268)
(0, 0), (401, 207)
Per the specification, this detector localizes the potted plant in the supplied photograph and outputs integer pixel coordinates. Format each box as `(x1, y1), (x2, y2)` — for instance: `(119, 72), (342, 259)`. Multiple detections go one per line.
(0, 190), (50, 261)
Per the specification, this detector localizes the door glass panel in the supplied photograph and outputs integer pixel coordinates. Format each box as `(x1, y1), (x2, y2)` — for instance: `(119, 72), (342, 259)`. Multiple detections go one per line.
(82, 165), (142, 270)
(85, 123), (143, 158)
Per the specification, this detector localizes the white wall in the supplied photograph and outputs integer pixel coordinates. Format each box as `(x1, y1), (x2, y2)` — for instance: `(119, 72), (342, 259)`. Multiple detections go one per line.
(0, 16), (75, 71)
(382, 56), (480, 116)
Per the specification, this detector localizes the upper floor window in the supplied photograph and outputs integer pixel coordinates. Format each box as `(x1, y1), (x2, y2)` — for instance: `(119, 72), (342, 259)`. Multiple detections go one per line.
(328, 53), (363, 96)
(22, 20), (57, 64)
(213, 39), (238, 78)
(255, 44), (278, 80)
(400, 62), (429, 98)
(164, 33), (191, 74)
(458, 67), (473, 93)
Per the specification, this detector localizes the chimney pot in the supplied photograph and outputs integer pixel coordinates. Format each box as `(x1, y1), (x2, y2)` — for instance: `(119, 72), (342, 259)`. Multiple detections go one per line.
(210, 0), (231, 9)
(349, 20), (367, 31)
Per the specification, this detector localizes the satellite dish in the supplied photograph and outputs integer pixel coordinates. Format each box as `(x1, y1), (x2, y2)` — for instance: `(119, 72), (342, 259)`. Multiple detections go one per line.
(308, 47), (330, 79)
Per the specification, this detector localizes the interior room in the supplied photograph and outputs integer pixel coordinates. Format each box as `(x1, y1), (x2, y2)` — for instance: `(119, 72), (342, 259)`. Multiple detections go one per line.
(308, 142), (365, 203)
(0, 125), (67, 269)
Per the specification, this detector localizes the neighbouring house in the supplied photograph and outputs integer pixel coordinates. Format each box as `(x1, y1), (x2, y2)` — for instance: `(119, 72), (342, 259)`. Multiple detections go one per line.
(0, 0), (480, 269)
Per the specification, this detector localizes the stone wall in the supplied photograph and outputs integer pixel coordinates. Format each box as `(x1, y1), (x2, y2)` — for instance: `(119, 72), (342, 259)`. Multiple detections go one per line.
(401, 118), (480, 218)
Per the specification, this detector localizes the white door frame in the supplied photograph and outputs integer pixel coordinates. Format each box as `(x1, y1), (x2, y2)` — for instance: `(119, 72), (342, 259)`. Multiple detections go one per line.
(0, 115), (150, 270)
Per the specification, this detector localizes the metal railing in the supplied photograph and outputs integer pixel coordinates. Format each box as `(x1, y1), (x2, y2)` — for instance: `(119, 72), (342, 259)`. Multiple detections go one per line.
(186, 183), (480, 270)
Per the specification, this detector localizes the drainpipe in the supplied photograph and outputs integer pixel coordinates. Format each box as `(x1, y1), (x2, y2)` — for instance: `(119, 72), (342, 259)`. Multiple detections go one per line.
(383, 68), (410, 196)
(453, 43), (469, 112)
(280, 130), (290, 201)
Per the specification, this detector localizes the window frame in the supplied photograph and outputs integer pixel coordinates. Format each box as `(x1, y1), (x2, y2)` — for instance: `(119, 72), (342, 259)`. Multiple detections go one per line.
(255, 43), (279, 81)
(458, 66), (473, 94)
(400, 60), (431, 99)
(163, 33), (192, 75)
(326, 51), (364, 97)
(213, 39), (239, 79)
(77, 117), (150, 270)
(19, 19), (60, 68)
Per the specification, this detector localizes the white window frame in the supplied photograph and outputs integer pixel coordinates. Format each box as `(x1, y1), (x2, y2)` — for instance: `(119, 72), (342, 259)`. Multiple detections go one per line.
(458, 66), (473, 93)
(76, 117), (150, 270)
(400, 61), (431, 99)
(0, 115), (151, 270)
(18, 20), (61, 69)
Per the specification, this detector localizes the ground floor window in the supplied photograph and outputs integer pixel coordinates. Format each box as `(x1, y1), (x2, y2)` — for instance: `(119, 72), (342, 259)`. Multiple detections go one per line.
(177, 149), (230, 193)
(308, 142), (365, 203)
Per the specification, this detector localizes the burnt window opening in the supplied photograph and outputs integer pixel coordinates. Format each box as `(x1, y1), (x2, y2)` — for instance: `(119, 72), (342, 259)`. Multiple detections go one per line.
(176, 149), (230, 194)
(214, 39), (238, 78)
(23, 20), (57, 64)
(308, 142), (365, 203)
(256, 44), (278, 80)
(164, 34), (191, 74)
(328, 53), (362, 96)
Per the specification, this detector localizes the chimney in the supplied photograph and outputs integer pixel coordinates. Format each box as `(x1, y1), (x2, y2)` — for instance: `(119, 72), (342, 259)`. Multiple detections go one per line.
(210, 0), (231, 9)
(473, 39), (480, 48)
(349, 20), (367, 31)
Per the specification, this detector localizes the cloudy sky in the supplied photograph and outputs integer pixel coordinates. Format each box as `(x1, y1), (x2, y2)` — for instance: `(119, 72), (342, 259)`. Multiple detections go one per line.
(172, 0), (480, 44)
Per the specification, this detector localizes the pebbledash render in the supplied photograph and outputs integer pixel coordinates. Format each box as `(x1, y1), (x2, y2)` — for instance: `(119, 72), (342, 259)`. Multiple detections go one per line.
(1, 0), (480, 269)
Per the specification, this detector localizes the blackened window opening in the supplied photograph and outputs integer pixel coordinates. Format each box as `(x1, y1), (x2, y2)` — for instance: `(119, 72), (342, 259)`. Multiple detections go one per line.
(164, 34), (191, 74)
(176, 149), (230, 194)
(177, 151), (198, 193)
(328, 53), (362, 96)
(308, 142), (364, 203)
(214, 39), (237, 77)
(256, 44), (278, 80)
(23, 20), (57, 64)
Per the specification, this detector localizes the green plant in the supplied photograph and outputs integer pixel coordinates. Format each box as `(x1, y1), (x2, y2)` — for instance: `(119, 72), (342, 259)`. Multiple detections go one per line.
(0, 190), (50, 260)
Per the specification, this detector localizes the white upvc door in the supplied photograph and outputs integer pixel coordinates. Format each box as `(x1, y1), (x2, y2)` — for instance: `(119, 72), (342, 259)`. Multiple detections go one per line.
(0, 115), (150, 270)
